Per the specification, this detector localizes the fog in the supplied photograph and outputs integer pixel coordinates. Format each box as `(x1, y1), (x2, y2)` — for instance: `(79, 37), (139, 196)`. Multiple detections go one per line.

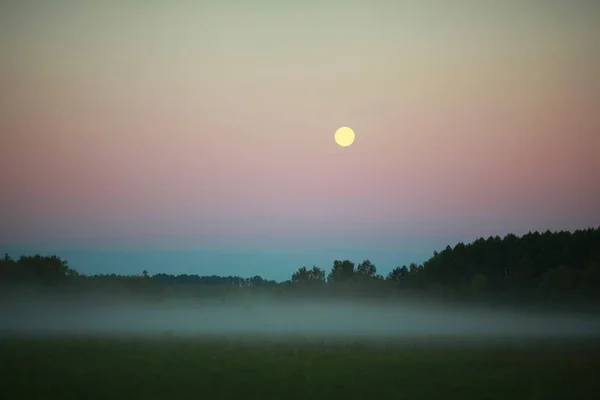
(2, 295), (599, 342)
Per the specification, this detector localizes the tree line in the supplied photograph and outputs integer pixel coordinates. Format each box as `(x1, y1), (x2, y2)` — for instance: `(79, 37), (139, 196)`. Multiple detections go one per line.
(1, 227), (599, 305)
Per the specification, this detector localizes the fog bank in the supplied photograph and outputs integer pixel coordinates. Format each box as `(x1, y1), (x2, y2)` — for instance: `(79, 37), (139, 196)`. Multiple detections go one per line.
(2, 296), (599, 340)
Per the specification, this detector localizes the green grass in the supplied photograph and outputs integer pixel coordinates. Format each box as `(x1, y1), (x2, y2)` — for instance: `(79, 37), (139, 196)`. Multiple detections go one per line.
(1, 335), (599, 400)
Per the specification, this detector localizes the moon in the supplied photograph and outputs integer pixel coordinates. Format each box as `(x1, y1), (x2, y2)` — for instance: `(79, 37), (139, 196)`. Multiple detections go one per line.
(334, 127), (355, 147)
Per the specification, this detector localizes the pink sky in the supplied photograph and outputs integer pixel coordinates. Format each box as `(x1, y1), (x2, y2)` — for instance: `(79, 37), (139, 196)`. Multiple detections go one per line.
(1, 2), (599, 277)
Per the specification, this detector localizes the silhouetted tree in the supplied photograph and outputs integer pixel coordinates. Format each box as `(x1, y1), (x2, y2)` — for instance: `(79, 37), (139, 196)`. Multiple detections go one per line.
(356, 259), (377, 278)
(327, 260), (355, 284)
(292, 266), (311, 283)
(7, 255), (77, 285)
(387, 265), (408, 282)
(292, 266), (326, 285)
(2, 226), (599, 306)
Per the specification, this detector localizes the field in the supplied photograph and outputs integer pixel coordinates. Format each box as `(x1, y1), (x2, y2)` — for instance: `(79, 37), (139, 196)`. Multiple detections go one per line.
(2, 335), (600, 400)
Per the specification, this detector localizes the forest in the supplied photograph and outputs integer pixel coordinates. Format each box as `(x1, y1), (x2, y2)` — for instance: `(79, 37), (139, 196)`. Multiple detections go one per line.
(2, 227), (600, 307)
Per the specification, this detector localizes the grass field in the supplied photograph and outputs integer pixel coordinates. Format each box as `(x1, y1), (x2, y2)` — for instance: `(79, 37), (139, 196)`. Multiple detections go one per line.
(1, 335), (600, 400)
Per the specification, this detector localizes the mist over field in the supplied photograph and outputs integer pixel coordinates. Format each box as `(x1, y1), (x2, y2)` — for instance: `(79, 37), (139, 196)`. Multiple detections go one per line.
(2, 295), (599, 340)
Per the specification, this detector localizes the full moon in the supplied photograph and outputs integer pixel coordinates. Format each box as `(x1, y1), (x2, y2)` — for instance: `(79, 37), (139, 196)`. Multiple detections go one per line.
(334, 127), (355, 147)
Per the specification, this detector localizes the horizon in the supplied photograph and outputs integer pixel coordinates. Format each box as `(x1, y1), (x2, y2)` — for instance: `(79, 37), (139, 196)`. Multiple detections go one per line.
(4, 226), (599, 282)
(2, 1), (599, 281)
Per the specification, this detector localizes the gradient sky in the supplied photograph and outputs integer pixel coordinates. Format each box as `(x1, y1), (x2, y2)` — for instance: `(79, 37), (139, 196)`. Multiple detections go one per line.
(1, 1), (599, 281)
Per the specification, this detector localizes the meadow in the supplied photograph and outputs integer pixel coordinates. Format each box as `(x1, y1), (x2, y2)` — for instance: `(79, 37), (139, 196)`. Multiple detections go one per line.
(2, 228), (600, 400)
(2, 334), (600, 400)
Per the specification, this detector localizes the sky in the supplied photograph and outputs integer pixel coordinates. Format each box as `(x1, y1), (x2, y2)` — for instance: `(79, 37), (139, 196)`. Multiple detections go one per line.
(1, 1), (599, 281)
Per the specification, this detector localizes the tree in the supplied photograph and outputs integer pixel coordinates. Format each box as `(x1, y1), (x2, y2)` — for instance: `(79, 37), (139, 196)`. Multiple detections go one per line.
(291, 266), (325, 284)
(247, 275), (276, 287)
(0, 254), (17, 283)
(470, 273), (489, 296)
(580, 261), (600, 300)
(387, 265), (408, 281)
(408, 263), (420, 274)
(14, 254), (76, 284)
(292, 266), (311, 283)
(327, 260), (355, 284)
(356, 259), (377, 278)
(310, 266), (326, 282)
(540, 266), (574, 297)
(2, 226), (598, 306)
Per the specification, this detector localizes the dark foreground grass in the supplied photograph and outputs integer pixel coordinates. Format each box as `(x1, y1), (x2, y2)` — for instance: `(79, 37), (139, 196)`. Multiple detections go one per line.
(1, 335), (600, 400)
